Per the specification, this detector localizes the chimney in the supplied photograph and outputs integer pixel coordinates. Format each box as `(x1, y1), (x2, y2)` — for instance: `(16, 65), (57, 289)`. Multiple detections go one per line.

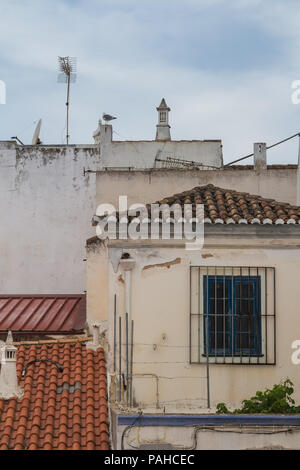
(254, 143), (267, 173)
(156, 98), (171, 141)
(93, 119), (112, 145)
(0, 331), (23, 400)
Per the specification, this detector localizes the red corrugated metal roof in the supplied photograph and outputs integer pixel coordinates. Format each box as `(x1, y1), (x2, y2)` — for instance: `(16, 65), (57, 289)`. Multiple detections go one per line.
(0, 295), (86, 333)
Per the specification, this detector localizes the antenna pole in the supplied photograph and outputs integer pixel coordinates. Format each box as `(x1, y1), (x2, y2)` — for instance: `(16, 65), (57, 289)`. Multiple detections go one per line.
(58, 56), (77, 146)
(66, 73), (70, 145)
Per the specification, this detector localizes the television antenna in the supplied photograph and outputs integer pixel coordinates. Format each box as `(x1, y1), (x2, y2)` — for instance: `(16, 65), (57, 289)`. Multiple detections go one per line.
(57, 56), (77, 145)
(154, 154), (220, 170)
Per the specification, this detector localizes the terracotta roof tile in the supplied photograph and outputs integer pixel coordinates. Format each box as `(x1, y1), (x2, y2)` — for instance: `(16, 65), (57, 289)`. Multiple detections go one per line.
(152, 184), (300, 225)
(94, 184), (300, 228)
(0, 340), (109, 450)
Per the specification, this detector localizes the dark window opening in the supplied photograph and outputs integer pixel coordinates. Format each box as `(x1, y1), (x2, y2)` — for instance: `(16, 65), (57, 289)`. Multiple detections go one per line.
(204, 276), (261, 356)
(190, 267), (275, 365)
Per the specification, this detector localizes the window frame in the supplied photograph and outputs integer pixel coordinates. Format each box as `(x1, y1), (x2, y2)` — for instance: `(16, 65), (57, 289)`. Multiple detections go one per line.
(189, 266), (276, 365)
(203, 275), (262, 357)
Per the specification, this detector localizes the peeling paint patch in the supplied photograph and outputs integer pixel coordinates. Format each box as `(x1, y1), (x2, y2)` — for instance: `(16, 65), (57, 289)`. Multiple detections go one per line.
(143, 257), (181, 271)
(118, 274), (125, 284)
(202, 253), (214, 259)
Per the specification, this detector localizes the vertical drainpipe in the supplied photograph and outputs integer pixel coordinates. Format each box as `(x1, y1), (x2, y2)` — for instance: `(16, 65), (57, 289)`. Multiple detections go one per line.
(125, 270), (131, 319)
(119, 256), (136, 405)
(125, 271), (131, 407)
(120, 257), (136, 331)
(297, 136), (300, 205)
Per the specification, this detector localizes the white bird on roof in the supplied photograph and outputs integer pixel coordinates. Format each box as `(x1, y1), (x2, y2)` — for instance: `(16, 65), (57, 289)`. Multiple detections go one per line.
(102, 113), (117, 122)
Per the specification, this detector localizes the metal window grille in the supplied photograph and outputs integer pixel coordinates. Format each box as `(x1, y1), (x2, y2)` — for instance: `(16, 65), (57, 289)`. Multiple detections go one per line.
(190, 267), (276, 365)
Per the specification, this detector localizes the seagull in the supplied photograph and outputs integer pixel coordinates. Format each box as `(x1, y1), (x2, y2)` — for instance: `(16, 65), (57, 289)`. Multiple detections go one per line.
(102, 113), (117, 122)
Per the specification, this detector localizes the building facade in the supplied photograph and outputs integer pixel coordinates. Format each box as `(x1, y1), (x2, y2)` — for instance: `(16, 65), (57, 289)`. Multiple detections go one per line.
(87, 183), (300, 449)
(1, 101), (300, 295)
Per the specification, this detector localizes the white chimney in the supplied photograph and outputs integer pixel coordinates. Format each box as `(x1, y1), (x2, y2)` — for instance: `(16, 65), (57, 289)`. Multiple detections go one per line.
(0, 331), (23, 400)
(254, 142), (267, 173)
(93, 119), (112, 145)
(156, 98), (171, 141)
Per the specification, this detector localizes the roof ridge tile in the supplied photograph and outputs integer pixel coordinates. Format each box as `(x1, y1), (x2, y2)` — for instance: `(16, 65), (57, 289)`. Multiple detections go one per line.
(144, 184), (300, 225)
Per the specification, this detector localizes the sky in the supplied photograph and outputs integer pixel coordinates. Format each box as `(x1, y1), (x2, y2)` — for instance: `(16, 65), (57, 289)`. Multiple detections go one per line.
(1, 0), (300, 164)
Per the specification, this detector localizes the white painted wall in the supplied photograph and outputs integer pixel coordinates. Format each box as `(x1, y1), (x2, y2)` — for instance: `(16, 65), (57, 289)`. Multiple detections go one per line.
(2, 117), (298, 298)
(0, 141), (99, 294)
(95, 122), (223, 169)
(0, 122), (223, 294)
(96, 167), (298, 210)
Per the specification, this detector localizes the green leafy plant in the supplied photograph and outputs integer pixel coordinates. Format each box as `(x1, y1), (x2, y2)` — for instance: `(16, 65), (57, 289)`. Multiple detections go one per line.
(216, 379), (300, 414)
(216, 402), (230, 414)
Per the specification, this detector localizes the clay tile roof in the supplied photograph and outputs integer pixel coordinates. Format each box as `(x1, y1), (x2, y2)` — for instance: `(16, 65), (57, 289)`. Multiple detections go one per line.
(0, 338), (109, 450)
(0, 295), (86, 334)
(153, 184), (300, 225)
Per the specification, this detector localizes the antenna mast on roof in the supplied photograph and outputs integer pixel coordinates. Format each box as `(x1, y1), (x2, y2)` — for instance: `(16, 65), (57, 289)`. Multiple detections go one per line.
(57, 56), (77, 145)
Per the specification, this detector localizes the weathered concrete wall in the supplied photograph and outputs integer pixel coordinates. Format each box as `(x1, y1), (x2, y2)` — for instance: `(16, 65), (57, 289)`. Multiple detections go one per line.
(0, 129), (223, 294)
(100, 140), (223, 169)
(114, 421), (300, 450)
(95, 122), (223, 170)
(87, 227), (300, 412)
(96, 167), (297, 210)
(1, 129), (298, 297)
(0, 141), (100, 294)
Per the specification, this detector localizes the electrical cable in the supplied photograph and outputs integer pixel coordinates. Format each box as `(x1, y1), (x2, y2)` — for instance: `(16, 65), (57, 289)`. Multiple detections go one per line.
(224, 131), (300, 167)
(123, 423), (300, 450)
(121, 409), (143, 450)
(21, 359), (63, 377)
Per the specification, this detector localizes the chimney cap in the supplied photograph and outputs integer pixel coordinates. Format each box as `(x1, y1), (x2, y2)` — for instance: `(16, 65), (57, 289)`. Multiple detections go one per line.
(6, 330), (14, 346)
(2, 330), (17, 352)
(157, 98), (170, 111)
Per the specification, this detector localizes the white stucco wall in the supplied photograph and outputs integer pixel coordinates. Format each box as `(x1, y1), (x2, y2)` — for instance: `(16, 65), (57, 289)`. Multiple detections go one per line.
(96, 167), (298, 210)
(0, 127), (223, 294)
(1, 128), (298, 297)
(0, 141), (99, 294)
(95, 122), (223, 169)
(100, 139), (223, 170)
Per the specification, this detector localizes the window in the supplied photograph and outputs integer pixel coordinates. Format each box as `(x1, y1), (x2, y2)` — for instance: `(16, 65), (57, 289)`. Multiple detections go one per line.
(190, 267), (275, 364)
(204, 276), (261, 356)
(160, 111), (167, 123)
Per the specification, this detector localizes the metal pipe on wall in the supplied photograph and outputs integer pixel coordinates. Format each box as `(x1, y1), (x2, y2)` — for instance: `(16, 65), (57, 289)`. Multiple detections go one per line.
(124, 270), (131, 321)
(130, 320), (134, 407)
(120, 257), (136, 407)
(118, 316), (122, 403)
(114, 294), (116, 373)
(205, 315), (211, 409)
(125, 312), (129, 406)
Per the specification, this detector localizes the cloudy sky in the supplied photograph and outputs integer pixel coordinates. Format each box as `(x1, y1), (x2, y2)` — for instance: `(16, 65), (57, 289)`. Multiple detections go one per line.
(0, 0), (300, 163)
